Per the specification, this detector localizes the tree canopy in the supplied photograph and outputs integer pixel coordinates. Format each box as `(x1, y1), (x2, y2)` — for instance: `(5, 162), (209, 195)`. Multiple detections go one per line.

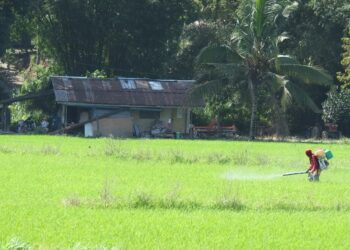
(192, 0), (333, 138)
(0, 0), (349, 136)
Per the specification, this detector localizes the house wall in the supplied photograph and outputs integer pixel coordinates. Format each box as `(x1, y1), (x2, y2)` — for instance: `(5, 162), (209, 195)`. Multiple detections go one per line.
(90, 110), (133, 137)
(131, 111), (154, 133)
(93, 117), (133, 137)
(132, 108), (187, 134)
(172, 108), (187, 133)
(81, 107), (188, 137)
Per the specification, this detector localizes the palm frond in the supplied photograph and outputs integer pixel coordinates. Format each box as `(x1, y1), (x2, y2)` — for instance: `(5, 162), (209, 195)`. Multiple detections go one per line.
(187, 79), (227, 103)
(254, 0), (266, 40)
(256, 0), (283, 39)
(195, 61), (243, 82)
(205, 63), (243, 80)
(195, 45), (243, 65)
(264, 0), (282, 22)
(282, 1), (299, 18)
(275, 55), (299, 66)
(276, 63), (333, 86)
(280, 84), (292, 109)
(285, 81), (321, 113)
(265, 72), (291, 109)
(265, 72), (286, 90)
(276, 32), (289, 45)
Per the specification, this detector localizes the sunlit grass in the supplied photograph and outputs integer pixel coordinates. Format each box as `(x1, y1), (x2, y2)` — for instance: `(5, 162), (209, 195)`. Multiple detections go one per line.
(0, 135), (349, 249)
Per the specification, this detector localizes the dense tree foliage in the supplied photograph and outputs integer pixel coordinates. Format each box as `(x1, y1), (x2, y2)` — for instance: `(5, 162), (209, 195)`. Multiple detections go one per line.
(321, 28), (350, 136)
(192, 0), (333, 138)
(170, 0), (241, 79)
(0, 0), (349, 136)
(281, 0), (349, 77)
(338, 28), (350, 88)
(32, 0), (197, 77)
(322, 89), (350, 123)
(322, 88), (350, 136)
(0, 0), (16, 56)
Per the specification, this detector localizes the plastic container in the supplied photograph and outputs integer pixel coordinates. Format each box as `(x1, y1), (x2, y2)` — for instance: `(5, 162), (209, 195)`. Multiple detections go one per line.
(175, 132), (181, 139)
(315, 149), (325, 158)
(325, 149), (333, 160)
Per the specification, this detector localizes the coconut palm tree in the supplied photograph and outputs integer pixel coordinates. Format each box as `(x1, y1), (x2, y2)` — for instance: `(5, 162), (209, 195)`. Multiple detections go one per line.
(191, 0), (333, 139)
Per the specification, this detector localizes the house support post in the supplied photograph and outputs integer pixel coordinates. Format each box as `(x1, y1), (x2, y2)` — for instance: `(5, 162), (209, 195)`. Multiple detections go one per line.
(1, 104), (8, 131)
(61, 105), (67, 127)
(185, 108), (191, 133)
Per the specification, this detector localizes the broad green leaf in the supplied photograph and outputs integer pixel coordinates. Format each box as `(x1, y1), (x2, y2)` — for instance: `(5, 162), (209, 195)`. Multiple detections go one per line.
(275, 55), (299, 67)
(195, 45), (242, 64)
(285, 81), (321, 113)
(277, 63), (333, 86)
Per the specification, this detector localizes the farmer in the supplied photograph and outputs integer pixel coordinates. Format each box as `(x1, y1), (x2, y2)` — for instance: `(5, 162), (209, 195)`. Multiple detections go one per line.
(305, 149), (321, 182)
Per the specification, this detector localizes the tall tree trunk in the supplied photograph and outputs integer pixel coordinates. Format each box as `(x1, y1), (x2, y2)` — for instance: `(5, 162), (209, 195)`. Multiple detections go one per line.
(269, 96), (290, 137)
(248, 75), (257, 140)
(275, 107), (290, 138)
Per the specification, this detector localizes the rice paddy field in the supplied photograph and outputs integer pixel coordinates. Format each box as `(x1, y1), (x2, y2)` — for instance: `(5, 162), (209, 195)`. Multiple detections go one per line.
(0, 135), (350, 249)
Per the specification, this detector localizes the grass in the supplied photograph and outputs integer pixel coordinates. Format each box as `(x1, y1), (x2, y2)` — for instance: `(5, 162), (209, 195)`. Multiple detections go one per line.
(0, 135), (350, 249)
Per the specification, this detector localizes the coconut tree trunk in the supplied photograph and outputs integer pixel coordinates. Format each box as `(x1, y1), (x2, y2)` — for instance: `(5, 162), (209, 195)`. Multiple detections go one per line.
(277, 110), (290, 137)
(248, 75), (257, 140)
(269, 96), (290, 137)
(274, 104), (290, 137)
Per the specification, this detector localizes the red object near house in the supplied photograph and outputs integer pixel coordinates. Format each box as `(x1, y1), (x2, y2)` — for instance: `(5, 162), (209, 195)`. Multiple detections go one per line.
(191, 119), (237, 138)
(325, 123), (338, 132)
(323, 123), (340, 139)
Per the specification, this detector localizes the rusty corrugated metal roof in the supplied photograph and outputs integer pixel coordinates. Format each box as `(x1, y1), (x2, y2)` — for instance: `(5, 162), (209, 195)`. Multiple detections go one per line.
(51, 76), (199, 107)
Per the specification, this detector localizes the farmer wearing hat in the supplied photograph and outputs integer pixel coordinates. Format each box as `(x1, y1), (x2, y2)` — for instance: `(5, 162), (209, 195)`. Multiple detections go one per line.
(305, 149), (330, 181)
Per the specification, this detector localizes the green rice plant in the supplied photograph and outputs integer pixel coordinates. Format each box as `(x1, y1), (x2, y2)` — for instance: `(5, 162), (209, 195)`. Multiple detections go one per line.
(167, 149), (203, 164)
(255, 153), (271, 166)
(62, 195), (81, 207)
(334, 200), (350, 211)
(214, 195), (245, 210)
(40, 145), (60, 155)
(104, 138), (117, 156)
(1, 238), (31, 250)
(213, 190), (246, 211)
(213, 185), (245, 211)
(0, 146), (12, 154)
(232, 149), (249, 166)
(271, 200), (323, 212)
(69, 243), (124, 250)
(100, 179), (116, 207)
(131, 149), (154, 161)
(169, 149), (187, 164)
(130, 190), (154, 208)
(158, 184), (182, 209)
(104, 139), (128, 158)
(206, 152), (231, 165)
(86, 150), (98, 157)
(1, 135), (350, 249)
(187, 155), (201, 164)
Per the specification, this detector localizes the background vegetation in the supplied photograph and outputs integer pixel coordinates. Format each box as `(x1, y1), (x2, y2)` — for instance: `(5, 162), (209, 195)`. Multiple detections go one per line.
(0, 0), (350, 136)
